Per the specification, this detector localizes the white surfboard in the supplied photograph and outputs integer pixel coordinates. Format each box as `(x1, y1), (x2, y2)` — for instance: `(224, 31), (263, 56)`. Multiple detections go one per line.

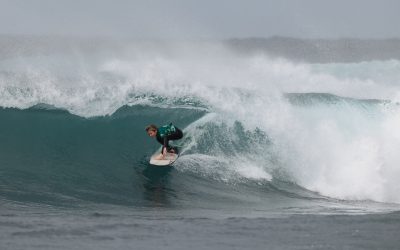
(149, 152), (179, 166)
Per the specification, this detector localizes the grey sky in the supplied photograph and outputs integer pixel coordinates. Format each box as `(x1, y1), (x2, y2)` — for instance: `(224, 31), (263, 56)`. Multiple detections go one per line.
(0, 0), (399, 39)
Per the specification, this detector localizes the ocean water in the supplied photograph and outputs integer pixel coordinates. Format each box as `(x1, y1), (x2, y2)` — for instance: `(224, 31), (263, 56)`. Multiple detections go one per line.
(1, 37), (400, 249)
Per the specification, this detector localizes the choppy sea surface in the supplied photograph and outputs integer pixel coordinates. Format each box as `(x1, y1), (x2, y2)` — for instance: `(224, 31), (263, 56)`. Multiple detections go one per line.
(1, 37), (400, 249)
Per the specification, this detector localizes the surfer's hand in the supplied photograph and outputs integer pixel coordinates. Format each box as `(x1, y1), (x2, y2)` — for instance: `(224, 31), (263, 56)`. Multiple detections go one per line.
(162, 147), (167, 155)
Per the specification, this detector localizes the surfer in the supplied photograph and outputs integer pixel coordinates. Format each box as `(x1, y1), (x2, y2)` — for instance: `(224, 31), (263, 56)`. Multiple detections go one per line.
(146, 124), (183, 158)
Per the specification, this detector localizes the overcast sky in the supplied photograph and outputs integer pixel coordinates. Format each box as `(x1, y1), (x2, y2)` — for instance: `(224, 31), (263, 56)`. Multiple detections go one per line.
(0, 0), (399, 39)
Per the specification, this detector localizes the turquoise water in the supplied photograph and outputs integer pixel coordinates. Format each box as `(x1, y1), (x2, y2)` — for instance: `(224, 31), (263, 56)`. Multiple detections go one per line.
(1, 104), (399, 250)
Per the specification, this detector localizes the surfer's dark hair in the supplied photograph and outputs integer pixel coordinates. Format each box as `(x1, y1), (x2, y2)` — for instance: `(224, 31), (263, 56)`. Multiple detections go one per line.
(145, 124), (158, 132)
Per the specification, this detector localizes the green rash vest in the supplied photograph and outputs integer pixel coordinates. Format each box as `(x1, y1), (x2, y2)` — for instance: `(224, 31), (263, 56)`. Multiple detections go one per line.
(156, 124), (177, 147)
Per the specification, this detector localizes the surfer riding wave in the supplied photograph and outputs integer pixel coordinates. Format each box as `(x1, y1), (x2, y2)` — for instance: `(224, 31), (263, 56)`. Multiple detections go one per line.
(146, 124), (183, 159)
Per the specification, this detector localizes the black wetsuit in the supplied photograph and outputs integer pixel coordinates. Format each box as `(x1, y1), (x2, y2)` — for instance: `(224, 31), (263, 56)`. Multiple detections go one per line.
(156, 124), (183, 153)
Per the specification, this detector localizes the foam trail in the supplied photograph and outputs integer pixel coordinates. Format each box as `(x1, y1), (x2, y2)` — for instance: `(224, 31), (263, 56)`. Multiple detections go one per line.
(273, 99), (400, 203)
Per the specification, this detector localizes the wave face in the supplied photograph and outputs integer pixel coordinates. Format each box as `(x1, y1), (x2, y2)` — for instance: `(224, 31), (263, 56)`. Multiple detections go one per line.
(1, 38), (400, 211)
